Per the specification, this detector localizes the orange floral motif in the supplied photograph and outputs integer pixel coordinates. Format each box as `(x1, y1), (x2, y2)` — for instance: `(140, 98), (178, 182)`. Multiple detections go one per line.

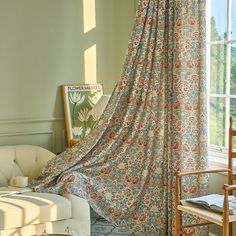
(173, 141), (179, 150)
(67, 175), (75, 182)
(100, 167), (111, 175)
(132, 177), (140, 185)
(108, 207), (114, 214)
(125, 174), (132, 183)
(188, 16), (196, 25)
(183, 144), (190, 153)
(187, 60), (194, 68)
(67, 156), (75, 163)
(109, 132), (118, 140)
(132, 214), (139, 221)
(139, 214), (147, 222)
(185, 102), (192, 111)
(175, 60), (182, 68)
(191, 144), (199, 153)
(122, 135), (132, 144)
(173, 101), (180, 109)
(89, 192), (98, 200)
(176, 18), (182, 26)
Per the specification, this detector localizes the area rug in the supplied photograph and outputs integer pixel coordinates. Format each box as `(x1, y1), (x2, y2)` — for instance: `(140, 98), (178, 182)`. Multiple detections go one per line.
(91, 210), (147, 236)
(91, 217), (148, 236)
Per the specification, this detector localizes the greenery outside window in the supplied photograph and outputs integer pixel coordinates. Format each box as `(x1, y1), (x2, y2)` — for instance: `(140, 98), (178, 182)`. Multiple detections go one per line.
(207, 0), (236, 159)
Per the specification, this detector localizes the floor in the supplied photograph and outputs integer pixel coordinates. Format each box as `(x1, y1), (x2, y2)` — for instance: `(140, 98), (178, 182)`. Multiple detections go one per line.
(90, 210), (147, 236)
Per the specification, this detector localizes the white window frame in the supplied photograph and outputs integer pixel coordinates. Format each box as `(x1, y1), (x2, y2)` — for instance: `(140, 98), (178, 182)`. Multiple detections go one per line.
(207, 0), (236, 167)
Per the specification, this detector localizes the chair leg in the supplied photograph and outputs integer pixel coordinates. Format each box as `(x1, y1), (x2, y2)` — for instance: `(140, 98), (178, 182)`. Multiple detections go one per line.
(175, 208), (181, 236)
(229, 222), (232, 236)
(223, 222), (229, 236)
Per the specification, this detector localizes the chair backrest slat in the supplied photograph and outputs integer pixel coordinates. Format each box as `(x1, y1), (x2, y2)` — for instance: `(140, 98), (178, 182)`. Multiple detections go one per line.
(228, 117), (236, 185)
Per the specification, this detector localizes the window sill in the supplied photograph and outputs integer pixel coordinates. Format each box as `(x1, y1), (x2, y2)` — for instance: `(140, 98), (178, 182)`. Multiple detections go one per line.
(208, 155), (232, 175)
(209, 155), (227, 168)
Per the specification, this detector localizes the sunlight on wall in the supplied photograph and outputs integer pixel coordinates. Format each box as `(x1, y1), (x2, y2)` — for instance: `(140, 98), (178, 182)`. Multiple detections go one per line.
(83, 0), (97, 84)
(83, 0), (96, 34)
(84, 44), (97, 84)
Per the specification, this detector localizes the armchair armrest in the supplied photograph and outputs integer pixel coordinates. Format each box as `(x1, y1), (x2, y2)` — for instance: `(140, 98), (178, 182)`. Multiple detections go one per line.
(175, 169), (231, 214)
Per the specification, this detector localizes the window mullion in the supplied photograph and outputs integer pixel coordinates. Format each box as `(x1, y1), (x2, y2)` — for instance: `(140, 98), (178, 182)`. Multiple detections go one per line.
(206, 0), (211, 148)
(225, 46), (231, 149)
(228, 0), (232, 41)
(225, 0), (232, 149)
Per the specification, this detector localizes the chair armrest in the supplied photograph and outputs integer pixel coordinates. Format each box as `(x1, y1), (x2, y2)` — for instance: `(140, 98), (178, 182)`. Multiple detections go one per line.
(177, 169), (230, 177)
(223, 184), (236, 191)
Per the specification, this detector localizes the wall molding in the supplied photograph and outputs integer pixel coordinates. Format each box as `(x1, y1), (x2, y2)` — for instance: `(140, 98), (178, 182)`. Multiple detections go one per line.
(0, 118), (66, 153)
(0, 130), (54, 137)
(0, 117), (64, 125)
(0, 130), (55, 152)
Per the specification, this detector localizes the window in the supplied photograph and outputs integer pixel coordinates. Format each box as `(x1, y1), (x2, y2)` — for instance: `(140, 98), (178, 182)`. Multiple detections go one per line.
(207, 0), (236, 157)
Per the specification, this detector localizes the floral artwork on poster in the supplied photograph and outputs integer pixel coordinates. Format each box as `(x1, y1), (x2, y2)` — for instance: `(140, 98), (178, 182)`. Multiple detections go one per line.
(61, 84), (103, 146)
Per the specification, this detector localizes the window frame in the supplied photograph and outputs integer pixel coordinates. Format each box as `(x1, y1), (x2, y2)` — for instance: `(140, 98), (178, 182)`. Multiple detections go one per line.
(207, 0), (236, 163)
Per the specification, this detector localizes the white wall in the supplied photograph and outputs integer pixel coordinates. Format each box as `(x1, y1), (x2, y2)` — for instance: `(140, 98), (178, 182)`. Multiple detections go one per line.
(0, 0), (137, 153)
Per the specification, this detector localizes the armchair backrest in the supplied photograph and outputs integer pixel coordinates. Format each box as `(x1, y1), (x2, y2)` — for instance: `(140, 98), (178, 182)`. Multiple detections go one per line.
(0, 145), (55, 187)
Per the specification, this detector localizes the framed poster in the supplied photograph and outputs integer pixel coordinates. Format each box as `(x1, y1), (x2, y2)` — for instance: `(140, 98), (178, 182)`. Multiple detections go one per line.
(61, 84), (103, 146)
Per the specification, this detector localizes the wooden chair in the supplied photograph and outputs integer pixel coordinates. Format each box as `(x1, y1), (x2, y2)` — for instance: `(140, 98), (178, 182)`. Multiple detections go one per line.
(175, 117), (236, 236)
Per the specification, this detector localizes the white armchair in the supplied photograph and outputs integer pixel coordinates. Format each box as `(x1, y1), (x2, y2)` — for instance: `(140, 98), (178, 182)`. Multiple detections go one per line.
(0, 145), (90, 236)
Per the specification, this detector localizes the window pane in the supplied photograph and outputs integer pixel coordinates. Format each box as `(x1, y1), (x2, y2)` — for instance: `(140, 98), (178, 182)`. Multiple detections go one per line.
(232, 0), (236, 40)
(211, 0), (227, 41)
(210, 44), (227, 94)
(210, 97), (226, 146)
(231, 43), (236, 94)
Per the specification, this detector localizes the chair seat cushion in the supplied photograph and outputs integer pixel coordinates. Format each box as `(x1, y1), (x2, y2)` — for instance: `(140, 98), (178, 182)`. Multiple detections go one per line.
(0, 192), (71, 230)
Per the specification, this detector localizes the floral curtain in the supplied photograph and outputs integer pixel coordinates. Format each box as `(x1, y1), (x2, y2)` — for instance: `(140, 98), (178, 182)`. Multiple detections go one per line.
(31, 0), (208, 235)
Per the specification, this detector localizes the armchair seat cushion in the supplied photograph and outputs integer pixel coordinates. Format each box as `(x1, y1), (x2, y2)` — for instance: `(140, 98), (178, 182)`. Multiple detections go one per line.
(0, 192), (71, 231)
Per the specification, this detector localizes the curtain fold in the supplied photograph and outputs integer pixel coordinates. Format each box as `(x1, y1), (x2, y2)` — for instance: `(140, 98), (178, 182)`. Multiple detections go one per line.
(31, 0), (208, 235)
